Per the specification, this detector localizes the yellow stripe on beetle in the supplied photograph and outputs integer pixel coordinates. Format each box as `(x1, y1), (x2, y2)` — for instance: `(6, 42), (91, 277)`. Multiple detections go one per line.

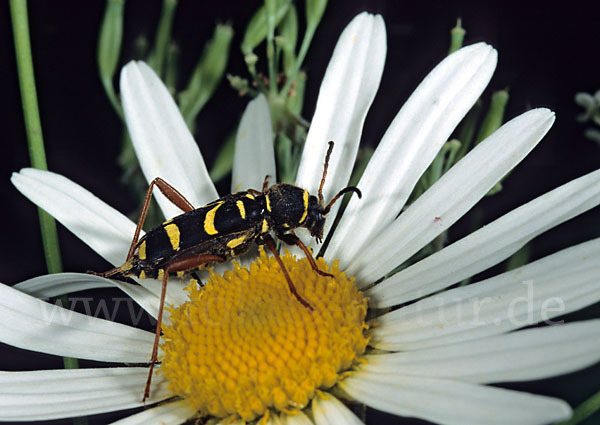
(204, 202), (223, 235)
(138, 241), (147, 260)
(261, 219), (269, 233)
(299, 190), (309, 224)
(265, 195), (271, 212)
(226, 235), (247, 249)
(164, 223), (181, 251)
(236, 200), (246, 219)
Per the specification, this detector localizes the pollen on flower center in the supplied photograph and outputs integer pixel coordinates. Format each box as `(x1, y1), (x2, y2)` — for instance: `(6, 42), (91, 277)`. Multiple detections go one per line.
(160, 249), (368, 421)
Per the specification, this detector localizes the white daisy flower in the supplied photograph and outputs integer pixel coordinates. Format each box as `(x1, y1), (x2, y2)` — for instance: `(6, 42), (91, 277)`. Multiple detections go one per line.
(5, 12), (600, 425)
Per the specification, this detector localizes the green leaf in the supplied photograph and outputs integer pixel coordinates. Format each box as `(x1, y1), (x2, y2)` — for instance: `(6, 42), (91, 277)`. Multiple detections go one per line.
(209, 129), (237, 182)
(241, 0), (291, 55)
(148, 0), (178, 77)
(179, 24), (234, 127)
(97, 0), (125, 118)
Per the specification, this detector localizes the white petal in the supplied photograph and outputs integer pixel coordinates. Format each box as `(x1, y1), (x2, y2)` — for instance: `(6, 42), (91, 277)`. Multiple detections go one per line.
(312, 394), (364, 425)
(14, 272), (116, 298)
(328, 43), (498, 265)
(369, 166), (600, 305)
(372, 238), (600, 350)
(11, 169), (136, 266)
(109, 400), (195, 425)
(120, 61), (218, 218)
(232, 94), (275, 193)
(280, 411), (314, 425)
(295, 12), (386, 250)
(361, 320), (600, 383)
(0, 367), (171, 421)
(13, 273), (161, 319)
(133, 276), (189, 311)
(13, 272), (175, 321)
(341, 373), (571, 425)
(349, 108), (555, 283)
(0, 282), (154, 362)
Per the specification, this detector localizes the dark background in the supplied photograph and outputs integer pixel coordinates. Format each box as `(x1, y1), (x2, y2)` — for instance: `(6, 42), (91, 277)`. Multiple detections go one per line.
(1, 0), (599, 424)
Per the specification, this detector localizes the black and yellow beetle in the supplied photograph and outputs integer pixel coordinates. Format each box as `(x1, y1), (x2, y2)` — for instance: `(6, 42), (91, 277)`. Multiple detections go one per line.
(97, 141), (361, 400)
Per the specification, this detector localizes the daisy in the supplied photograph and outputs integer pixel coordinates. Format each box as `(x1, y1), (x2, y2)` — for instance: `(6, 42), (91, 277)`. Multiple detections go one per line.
(5, 12), (600, 425)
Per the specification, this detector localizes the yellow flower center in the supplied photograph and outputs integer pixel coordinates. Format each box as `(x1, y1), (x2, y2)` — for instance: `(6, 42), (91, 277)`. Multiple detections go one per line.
(160, 249), (368, 421)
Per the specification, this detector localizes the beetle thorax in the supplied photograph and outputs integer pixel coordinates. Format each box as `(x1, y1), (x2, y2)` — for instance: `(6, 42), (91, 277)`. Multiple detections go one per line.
(263, 184), (326, 240)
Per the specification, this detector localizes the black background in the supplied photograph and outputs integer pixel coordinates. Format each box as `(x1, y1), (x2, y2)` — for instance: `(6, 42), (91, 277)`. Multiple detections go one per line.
(1, 0), (599, 424)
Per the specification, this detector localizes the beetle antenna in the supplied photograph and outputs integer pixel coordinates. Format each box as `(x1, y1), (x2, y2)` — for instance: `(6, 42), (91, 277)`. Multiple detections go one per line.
(323, 186), (362, 214)
(318, 141), (335, 205)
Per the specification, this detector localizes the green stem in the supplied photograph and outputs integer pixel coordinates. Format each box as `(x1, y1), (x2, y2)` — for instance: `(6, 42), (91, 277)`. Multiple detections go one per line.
(151, 0), (178, 77)
(10, 0), (64, 275)
(265, 0), (278, 94)
(10, 4), (83, 420)
(281, 23), (316, 96)
(556, 390), (600, 425)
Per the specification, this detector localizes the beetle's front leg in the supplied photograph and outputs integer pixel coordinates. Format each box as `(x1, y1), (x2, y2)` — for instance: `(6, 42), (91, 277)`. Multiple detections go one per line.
(276, 231), (334, 278)
(259, 234), (313, 311)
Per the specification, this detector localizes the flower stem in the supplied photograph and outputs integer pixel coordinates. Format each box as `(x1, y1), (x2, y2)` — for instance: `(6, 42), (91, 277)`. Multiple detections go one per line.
(10, 0), (63, 275)
(9, 3), (84, 418)
(556, 390), (600, 425)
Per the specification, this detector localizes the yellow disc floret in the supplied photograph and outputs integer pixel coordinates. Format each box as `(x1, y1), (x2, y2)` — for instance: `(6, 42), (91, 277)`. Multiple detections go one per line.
(160, 249), (368, 421)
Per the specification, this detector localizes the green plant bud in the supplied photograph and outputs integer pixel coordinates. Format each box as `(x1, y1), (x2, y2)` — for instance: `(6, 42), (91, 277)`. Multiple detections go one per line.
(448, 18), (465, 54)
(245, 52), (258, 67)
(279, 4), (298, 74)
(476, 89), (509, 144)
(305, 0), (327, 32)
(241, 0), (291, 55)
(179, 24), (234, 126)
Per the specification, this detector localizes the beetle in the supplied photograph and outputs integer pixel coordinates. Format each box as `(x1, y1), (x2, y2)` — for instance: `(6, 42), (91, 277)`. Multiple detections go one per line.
(97, 141), (361, 400)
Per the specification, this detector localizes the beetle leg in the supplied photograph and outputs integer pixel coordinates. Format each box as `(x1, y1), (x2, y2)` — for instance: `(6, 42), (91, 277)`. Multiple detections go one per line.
(262, 234), (313, 311)
(262, 175), (271, 192)
(277, 231), (334, 278)
(143, 253), (225, 403)
(127, 177), (196, 261)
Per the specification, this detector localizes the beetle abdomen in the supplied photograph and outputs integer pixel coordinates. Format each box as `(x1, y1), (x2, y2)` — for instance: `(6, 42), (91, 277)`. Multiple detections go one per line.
(136, 191), (264, 264)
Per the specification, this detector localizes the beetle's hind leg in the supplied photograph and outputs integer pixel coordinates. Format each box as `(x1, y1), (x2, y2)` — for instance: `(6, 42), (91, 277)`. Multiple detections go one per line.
(143, 254), (226, 403)
(127, 177), (196, 261)
(277, 231), (334, 278)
